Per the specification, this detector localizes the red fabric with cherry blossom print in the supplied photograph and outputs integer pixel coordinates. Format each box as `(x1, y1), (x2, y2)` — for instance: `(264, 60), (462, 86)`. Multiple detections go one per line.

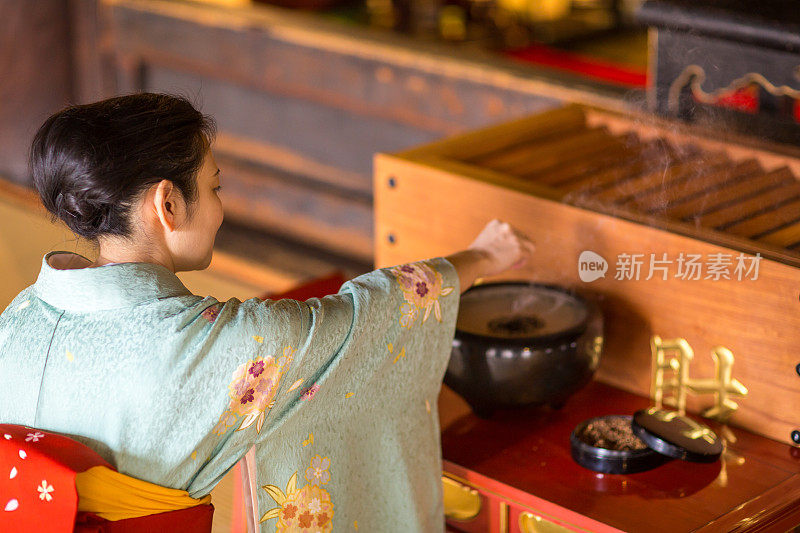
(0, 423), (112, 532)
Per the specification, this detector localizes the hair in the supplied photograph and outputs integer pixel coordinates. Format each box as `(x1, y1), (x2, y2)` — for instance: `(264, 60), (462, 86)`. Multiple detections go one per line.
(29, 92), (217, 241)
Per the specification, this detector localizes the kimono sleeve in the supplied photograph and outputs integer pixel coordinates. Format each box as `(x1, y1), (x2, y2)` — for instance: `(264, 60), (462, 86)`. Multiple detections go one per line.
(184, 256), (460, 500)
(266, 255), (462, 426)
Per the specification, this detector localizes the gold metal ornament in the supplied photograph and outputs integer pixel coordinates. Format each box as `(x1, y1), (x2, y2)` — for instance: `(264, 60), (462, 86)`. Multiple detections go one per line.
(519, 511), (573, 532)
(442, 475), (482, 521)
(650, 335), (748, 422)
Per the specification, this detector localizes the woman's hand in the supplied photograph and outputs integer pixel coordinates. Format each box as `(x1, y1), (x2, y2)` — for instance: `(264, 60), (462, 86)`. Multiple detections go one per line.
(468, 219), (536, 277)
(445, 219), (536, 293)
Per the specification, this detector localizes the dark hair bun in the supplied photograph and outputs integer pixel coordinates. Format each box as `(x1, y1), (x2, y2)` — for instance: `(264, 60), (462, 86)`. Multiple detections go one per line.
(53, 189), (112, 238)
(29, 92), (217, 240)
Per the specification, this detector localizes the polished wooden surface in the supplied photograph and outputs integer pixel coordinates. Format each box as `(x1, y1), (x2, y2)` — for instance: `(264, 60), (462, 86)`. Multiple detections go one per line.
(438, 381), (800, 532)
(374, 115), (800, 445)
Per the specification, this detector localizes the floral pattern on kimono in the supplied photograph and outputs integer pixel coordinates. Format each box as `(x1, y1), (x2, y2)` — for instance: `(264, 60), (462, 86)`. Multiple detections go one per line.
(201, 304), (221, 323)
(261, 455), (334, 532)
(390, 262), (454, 329)
(213, 345), (296, 435)
(299, 384), (319, 401)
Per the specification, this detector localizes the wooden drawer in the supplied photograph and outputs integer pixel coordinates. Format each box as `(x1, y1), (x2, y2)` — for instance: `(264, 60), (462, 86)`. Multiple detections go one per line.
(443, 465), (616, 533)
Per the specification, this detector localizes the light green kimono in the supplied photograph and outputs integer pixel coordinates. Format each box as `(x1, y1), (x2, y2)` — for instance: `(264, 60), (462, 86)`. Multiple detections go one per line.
(0, 250), (460, 532)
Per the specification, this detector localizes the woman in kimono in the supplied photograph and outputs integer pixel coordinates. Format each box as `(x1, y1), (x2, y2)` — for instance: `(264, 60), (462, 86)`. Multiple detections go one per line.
(0, 93), (534, 532)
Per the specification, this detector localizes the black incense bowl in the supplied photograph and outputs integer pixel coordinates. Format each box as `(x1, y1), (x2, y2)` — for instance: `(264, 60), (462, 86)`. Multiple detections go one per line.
(445, 281), (603, 418)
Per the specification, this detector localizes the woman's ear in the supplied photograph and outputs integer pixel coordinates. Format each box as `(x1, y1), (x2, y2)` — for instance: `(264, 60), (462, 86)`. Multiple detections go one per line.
(152, 179), (178, 232)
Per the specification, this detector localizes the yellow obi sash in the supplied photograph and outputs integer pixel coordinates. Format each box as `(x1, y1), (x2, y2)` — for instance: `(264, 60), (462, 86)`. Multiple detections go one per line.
(74, 466), (212, 521)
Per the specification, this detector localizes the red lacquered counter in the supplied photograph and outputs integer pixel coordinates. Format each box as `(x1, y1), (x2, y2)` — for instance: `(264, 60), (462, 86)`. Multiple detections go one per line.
(439, 380), (800, 533)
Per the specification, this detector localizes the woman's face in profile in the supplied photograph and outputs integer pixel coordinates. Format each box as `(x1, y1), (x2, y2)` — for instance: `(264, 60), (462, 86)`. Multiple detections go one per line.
(174, 147), (224, 271)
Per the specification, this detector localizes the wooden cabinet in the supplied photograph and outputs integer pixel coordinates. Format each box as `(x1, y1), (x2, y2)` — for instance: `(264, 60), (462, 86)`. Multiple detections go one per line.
(374, 105), (800, 531)
(373, 104), (800, 446)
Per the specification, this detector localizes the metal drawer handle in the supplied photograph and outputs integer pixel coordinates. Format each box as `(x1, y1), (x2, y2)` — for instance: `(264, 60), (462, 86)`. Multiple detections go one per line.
(442, 475), (482, 521)
(519, 511), (572, 532)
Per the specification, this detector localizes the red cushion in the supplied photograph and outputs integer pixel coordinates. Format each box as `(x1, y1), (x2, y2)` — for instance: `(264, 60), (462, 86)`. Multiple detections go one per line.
(259, 271), (346, 301)
(75, 504), (214, 533)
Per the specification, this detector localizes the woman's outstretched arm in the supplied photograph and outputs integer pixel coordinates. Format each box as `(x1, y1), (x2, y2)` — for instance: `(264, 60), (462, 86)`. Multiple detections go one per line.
(445, 219), (536, 294)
